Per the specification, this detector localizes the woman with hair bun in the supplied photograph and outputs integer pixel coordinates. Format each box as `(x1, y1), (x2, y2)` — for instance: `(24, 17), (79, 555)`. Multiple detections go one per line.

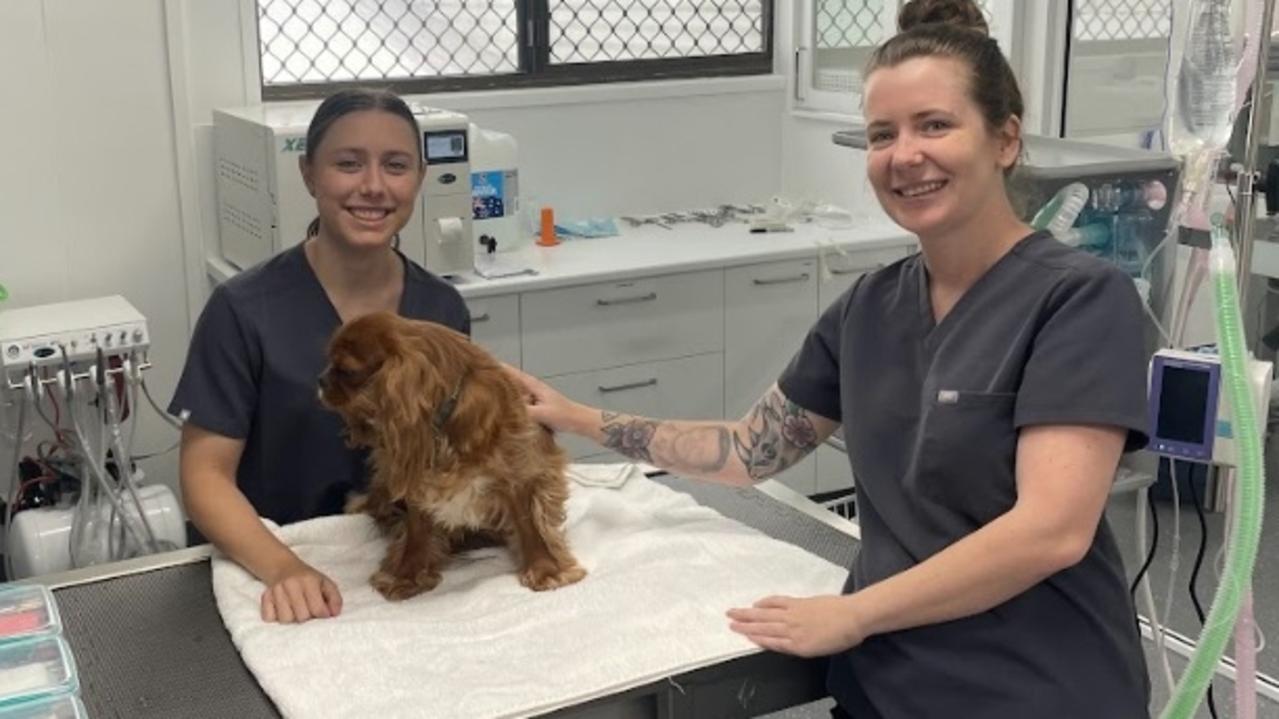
(511, 0), (1151, 715)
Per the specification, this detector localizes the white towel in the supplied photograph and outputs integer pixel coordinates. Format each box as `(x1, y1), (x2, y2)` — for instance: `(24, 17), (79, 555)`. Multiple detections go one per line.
(564, 461), (644, 488)
(212, 471), (847, 719)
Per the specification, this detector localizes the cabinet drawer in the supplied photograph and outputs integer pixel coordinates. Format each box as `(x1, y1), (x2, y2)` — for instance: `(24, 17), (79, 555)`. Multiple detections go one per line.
(544, 353), (725, 460)
(521, 270), (724, 377)
(816, 444), (855, 494)
(724, 258), (818, 419)
(819, 244), (913, 309)
(465, 294), (521, 368)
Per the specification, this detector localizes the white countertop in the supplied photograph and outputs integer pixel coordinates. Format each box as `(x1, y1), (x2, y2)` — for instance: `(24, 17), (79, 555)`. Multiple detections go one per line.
(206, 220), (916, 297)
(452, 220), (915, 298)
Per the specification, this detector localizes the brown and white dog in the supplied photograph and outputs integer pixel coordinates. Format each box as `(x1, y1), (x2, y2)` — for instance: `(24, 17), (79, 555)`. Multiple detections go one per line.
(319, 312), (585, 600)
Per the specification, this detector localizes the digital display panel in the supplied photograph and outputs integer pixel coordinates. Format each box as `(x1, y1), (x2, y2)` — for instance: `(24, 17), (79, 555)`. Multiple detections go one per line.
(1156, 365), (1210, 443)
(424, 131), (467, 163)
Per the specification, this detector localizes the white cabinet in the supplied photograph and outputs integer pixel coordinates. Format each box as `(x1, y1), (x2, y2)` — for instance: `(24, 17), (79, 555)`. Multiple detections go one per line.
(818, 244), (909, 309)
(465, 294), (521, 368)
(724, 258), (819, 494)
(520, 270), (723, 377)
(543, 354), (725, 460)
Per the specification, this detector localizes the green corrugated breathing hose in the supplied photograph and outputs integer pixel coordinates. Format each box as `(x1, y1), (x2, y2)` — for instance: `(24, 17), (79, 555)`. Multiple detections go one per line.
(1160, 224), (1267, 718)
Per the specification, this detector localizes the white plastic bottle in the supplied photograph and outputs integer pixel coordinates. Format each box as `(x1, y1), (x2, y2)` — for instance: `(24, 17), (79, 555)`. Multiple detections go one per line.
(469, 124), (523, 252)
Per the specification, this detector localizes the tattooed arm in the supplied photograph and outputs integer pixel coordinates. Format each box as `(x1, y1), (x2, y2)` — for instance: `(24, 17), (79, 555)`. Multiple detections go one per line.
(506, 364), (838, 486)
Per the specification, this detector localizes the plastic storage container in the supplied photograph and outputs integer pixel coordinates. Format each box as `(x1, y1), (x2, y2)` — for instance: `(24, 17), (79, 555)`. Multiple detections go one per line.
(0, 587), (60, 644)
(0, 693), (86, 718)
(469, 124), (523, 252)
(0, 636), (77, 708)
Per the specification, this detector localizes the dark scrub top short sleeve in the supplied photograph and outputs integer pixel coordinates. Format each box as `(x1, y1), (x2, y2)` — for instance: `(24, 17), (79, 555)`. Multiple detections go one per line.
(169, 244), (469, 526)
(777, 232), (1150, 719)
(1015, 265), (1150, 450)
(171, 285), (259, 440)
(777, 282), (855, 422)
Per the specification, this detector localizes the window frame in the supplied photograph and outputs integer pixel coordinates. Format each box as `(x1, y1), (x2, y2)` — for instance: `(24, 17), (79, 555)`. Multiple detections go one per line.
(256, 0), (775, 100)
(791, 0), (1024, 121)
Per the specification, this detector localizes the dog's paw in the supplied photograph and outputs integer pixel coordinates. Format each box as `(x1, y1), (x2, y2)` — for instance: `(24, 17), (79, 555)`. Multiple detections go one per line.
(370, 569), (441, 601)
(518, 562), (587, 591)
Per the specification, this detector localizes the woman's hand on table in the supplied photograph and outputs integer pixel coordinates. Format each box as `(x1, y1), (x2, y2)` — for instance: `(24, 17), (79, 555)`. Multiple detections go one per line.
(727, 594), (867, 658)
(261, 557), (343, 624)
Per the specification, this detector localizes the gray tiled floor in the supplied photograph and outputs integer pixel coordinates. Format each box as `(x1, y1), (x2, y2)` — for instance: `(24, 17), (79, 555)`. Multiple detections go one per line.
(1104, 459), (1279, 682)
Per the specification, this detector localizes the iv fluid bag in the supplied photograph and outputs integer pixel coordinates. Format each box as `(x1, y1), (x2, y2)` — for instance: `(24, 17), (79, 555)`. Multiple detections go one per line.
(1176, 0), (1239, 149)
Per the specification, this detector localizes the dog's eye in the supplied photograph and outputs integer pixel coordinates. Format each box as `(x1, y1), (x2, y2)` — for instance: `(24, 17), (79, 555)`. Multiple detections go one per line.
(334, 366), (373, 385)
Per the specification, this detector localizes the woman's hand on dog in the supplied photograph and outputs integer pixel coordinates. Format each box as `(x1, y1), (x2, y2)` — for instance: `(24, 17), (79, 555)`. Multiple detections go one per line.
(503, 363), (593, 435)
(261, 556), (344, 623)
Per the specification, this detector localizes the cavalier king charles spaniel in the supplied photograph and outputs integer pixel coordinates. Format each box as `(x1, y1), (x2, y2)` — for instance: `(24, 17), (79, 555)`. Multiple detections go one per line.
(319, 312), (586, 600)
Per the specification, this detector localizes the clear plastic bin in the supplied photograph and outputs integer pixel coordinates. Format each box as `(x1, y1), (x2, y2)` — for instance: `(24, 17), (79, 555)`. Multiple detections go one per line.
(0, 693), (86, 719)
(0, 587), (60, 644)
(0, 636), (77, 708)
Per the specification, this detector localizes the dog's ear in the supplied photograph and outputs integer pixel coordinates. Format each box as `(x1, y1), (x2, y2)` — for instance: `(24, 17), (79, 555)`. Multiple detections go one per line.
(442, 363), (509, 457)
(370, 348), (445, 503)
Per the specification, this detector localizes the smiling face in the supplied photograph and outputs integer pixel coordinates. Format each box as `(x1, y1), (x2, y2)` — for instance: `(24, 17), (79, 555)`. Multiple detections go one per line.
(863, 56), (1021, 241)
(300, 109), (424, 252)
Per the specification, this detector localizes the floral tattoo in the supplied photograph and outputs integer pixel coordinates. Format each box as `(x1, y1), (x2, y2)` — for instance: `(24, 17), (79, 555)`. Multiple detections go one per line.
(601, 412), (658, 463)
(733, 393), (820, 479)
(596, 390), (822, 481)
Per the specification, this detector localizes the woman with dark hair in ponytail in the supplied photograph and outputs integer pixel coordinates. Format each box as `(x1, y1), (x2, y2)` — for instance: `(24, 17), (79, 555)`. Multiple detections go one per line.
(170, 89), (469, 624)
(510, 0), (1151, 715)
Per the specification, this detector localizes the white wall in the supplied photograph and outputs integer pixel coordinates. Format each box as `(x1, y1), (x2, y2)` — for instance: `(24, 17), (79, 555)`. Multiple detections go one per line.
(0, 1), (191, 490)
(1, 0), (789, 499)
(460, 89), (785, 220)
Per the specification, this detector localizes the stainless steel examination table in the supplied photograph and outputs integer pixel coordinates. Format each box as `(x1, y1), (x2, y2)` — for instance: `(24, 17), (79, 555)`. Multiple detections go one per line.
(26, 476), (860, 718)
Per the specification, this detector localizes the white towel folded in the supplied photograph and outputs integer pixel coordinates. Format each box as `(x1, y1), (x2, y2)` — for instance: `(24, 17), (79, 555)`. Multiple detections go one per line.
(212, 471), (846, 719)
(564, 461), (643, 488)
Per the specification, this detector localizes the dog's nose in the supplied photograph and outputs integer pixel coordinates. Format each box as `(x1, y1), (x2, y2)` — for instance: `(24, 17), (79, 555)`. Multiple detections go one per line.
(317, 370), (330, 392)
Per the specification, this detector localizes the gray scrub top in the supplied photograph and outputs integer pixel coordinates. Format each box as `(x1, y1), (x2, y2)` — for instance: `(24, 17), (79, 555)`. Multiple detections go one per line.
(779, 231), (1150, 718)
(169, 243), (470, 526)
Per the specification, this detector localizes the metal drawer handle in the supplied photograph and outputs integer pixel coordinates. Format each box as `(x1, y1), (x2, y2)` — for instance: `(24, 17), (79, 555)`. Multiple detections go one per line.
(469, 312), (491, 323)
(752, 273), (810, 286)
(598, 378), (658, 393)
(829, 263), (885, 276)
(596, 292), (657, 307)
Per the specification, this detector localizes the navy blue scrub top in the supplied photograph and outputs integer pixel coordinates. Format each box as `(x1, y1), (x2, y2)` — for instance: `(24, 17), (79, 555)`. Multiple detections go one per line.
(169, 243), (470, 526)
(779, 231), (1151, 718)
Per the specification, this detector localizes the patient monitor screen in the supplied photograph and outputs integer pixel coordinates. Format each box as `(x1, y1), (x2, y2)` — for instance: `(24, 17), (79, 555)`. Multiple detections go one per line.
(1157, 365), (1210, 444)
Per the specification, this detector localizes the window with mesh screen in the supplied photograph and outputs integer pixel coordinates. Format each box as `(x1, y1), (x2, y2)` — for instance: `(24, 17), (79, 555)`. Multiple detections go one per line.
(808, 0), (886, 94)
(807, 0), (996, 96)
(258, 0), (772, 98)
(1073, 0), (1172, 42)
(548, 0), (766, 62)
(1064, 0), (1173, 142)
